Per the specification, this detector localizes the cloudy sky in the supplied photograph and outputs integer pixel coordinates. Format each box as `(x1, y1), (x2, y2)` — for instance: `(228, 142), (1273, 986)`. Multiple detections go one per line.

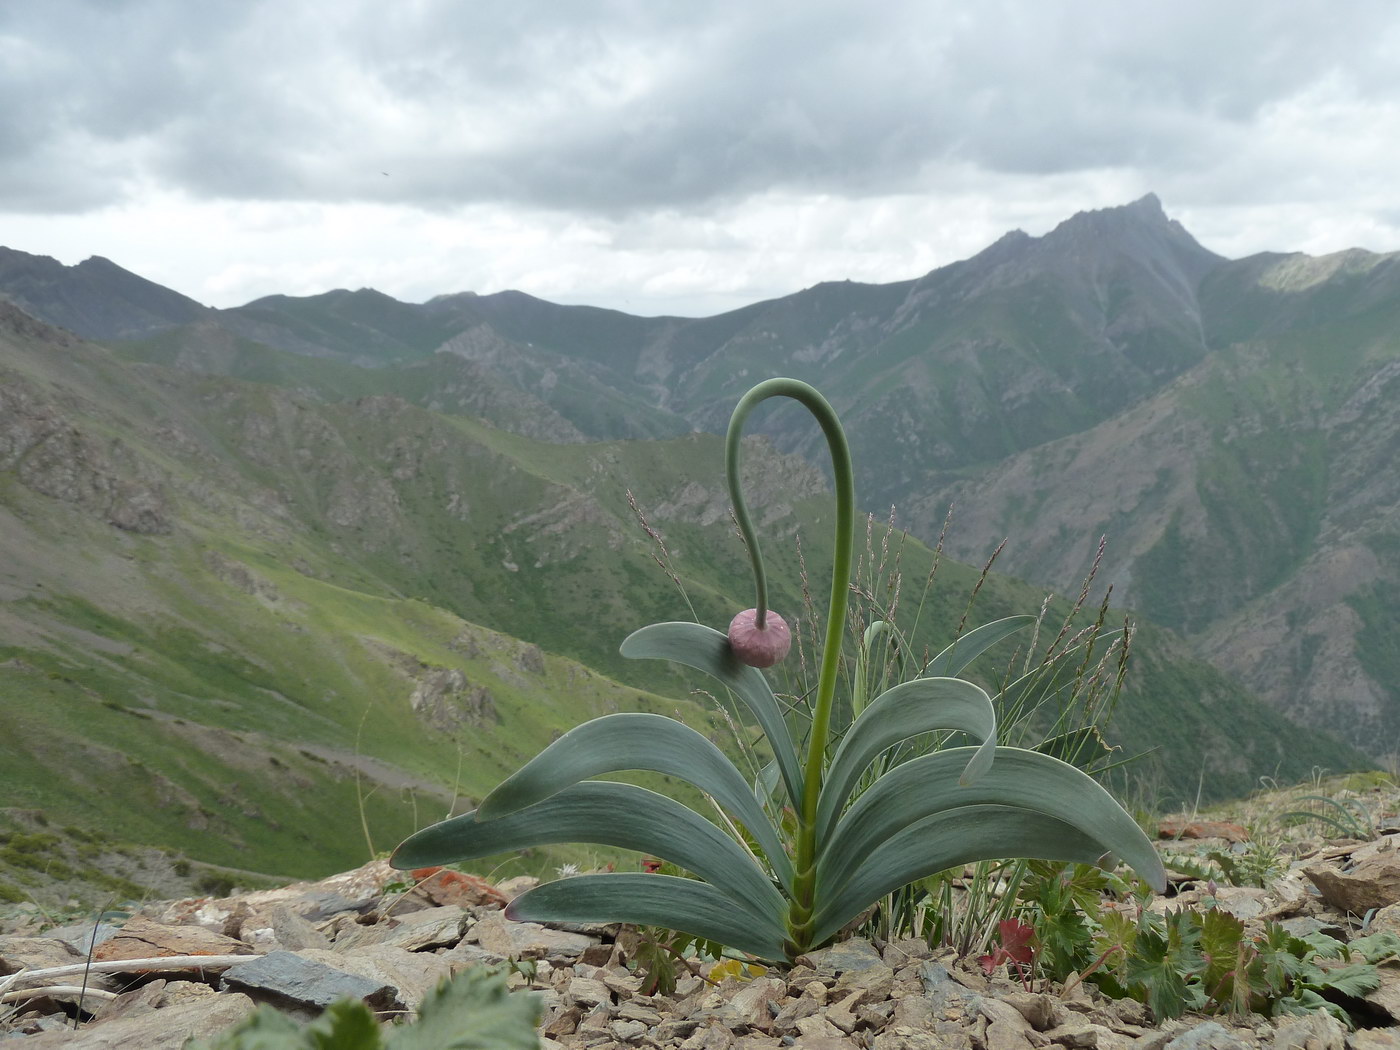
(3, 1), (1399, 316)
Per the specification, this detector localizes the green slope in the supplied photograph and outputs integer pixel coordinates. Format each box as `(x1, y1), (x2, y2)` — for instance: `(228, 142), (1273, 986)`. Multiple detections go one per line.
(0, 303), (1369, 895)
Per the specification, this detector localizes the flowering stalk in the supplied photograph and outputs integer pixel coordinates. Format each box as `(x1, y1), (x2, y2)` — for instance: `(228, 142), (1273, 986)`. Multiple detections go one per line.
(724, 378), (855, 941)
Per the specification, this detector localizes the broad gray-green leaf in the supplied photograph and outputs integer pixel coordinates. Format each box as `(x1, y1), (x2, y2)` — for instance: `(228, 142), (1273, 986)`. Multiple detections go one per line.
(810, 805), (1113, 944)
(754, 759), (781, 806)
(922, 615), (1034, 677)
(817, 746), (1165, 899)
(475, 712), (792, 890)
(621, 622), (803, 804)
(815, 677), (997, 843)
(507, 873), (790, 962)
(392, 782), (785, 923)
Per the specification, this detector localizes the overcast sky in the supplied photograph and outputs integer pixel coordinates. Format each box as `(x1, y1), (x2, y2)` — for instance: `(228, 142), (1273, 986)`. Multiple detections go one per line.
(3, 1), (1398, 316)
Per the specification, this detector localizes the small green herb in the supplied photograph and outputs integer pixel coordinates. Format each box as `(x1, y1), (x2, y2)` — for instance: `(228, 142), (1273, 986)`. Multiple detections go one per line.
(189, 967), (540, 1050)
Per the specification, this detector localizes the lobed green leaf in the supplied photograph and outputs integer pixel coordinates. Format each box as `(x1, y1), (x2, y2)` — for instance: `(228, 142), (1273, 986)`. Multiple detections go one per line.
(388, 967), (542, 1050)
(1310, 962), (1382, 999)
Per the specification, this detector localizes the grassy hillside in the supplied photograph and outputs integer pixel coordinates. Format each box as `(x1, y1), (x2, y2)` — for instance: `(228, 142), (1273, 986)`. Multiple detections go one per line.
(0, 303), (1369, 902)
(6, 206), (1397, 780)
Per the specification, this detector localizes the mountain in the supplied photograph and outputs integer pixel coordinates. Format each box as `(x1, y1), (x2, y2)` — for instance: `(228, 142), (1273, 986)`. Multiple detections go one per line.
(928, 247), (1400, 756)
(0, 297), (1365, 891)
(0, 247), (209, 340)
(4, 193), (1398, 766)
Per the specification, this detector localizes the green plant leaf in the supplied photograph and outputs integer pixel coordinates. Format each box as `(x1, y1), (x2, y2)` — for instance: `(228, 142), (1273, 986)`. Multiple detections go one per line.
(1298, 930), (1347, 960)
(1274, 986), (1352, 1025)
(506, 873), (790, 961)
(474, 711), (792, 889)
(810, 805), (1120, 944)
(388, 967), (541, 1050)
(1349, 931), (1400, 964)
(1198, 906), (1248, 1010)
(1254, 923), (1311, 992)
(1278, 796), (1375, 840)
(185, 1005), (307, 1049)
(629, 929), (683, 996)
(754, 759), (781, 804)
(391, 781), (787, 922)
(189, 999), (385, 1050)
(312, 1001), (394, 1050)
(817, 747), (1166, 900)
(620, 621), (804, 803)
(815, 676), (997, 843)
(1027, 870), (1097, 981)
(1034, 726), (1115, 771)
(1127, 911), (1206, 1020)
(1091, 908), (1139, 989)
(1309, 961), (1382, 999)
(922, 615), (1035, 677)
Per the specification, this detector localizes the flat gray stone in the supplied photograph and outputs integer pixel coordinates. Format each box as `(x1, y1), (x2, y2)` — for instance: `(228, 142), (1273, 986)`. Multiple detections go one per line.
(918, 959), (978, 1017)
(472, 913), (595, 961)
(1270, 1011), (1346, 1050)
(332, 905), (467, 952)
(1365, 962), (1400, 1022)
(268, 904), (334, 951)
(220, 949), (401, 1013)
(43, 922), (120, 955)
(565, 976), (613, 1009)
(834, 959), (894, 1003)
(710, 975), (785, 1031)
(0, 934), (84, 972)
(1166, 1021), (1252, 1050)
(800, 938), (885, 977)
(298, 944), (456, 1011)
(438, 940), (508, 969)
(610, 1017), (650, 1042)
(1350, 1029), (1400, 1050)
(871, 1029), (948, 1050)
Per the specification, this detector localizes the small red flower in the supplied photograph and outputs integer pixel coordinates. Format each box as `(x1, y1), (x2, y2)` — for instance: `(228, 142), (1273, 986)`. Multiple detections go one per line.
(727, 608), (792, 668)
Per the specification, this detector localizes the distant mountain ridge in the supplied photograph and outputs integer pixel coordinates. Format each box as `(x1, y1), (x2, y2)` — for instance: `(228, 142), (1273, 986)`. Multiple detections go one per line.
(5, 194), (1400, 761)
(0, 247), (208, 340)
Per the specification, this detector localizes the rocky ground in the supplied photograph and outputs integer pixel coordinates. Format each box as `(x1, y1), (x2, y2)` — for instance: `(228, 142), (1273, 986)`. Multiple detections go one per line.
(3, 776), (1400, 1049)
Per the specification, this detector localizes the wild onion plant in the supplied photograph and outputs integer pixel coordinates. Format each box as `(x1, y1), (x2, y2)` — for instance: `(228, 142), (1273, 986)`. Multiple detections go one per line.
(861, 539), (1142, 956)
(392, 378), (1166, 961)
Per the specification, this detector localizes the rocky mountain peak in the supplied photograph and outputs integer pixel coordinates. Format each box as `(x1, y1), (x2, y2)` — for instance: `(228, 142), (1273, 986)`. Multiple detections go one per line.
(1044, 193), (1220, 272)
(1128, 190), (1166, 215)
(0, 245), (207, 341)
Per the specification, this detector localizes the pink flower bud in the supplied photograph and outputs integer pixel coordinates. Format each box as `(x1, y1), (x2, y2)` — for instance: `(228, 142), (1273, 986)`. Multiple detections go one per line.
(727, 608), (792, 668)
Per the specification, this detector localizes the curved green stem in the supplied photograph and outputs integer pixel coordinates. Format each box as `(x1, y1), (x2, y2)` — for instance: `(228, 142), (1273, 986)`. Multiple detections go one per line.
(725, 378), (856, 948)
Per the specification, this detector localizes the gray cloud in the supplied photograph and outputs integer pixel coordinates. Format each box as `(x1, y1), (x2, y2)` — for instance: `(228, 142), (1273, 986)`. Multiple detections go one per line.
(4, 0), (1399, 217)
